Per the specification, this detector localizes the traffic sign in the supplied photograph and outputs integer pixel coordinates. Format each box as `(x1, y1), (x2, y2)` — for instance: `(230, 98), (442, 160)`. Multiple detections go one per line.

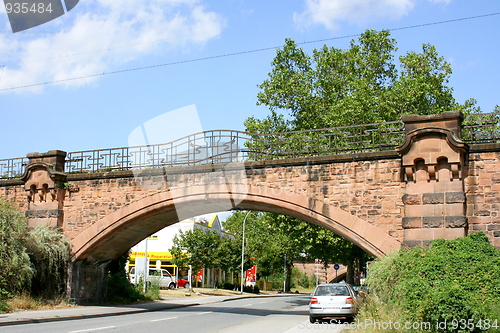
(333, 263), (340, 270)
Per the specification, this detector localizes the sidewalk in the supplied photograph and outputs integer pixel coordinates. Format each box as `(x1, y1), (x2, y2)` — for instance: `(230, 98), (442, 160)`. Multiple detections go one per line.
(0, 293), (291, 327)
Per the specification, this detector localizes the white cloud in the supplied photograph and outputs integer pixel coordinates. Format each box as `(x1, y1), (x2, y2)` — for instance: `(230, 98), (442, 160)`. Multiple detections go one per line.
(294, 0), (416, 31)
(428, 0), (453, 3)
(0, 0), (225, 93)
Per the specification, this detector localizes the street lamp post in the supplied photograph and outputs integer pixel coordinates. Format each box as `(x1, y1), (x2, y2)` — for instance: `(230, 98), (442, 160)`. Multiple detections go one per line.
(315, 259), (319, 287)
(143, 236), (148, 294)
(283, 253), (286, 292)
(240, 211), (251, 294)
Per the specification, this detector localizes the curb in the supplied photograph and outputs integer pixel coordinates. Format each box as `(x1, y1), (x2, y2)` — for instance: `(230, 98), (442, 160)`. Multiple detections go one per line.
(0, 303), (197, 327)
(0, 293), (300, 327)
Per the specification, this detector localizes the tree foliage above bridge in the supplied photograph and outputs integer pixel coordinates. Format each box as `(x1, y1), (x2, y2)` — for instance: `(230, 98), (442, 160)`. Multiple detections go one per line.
(243, 29), (490, 158)
(249, 29), (478, 134)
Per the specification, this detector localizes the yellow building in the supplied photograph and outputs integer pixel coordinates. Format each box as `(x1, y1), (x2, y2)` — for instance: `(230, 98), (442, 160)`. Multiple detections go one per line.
(127, 213), (233, 286)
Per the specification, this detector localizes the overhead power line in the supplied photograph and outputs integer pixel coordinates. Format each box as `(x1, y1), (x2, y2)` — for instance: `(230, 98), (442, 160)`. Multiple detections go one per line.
(1, 12), (498, 92)
(18, 0), (391, 64)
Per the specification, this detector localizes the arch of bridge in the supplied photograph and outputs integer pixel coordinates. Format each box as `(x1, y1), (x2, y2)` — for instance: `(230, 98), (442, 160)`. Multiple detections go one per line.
(71, 183), (401, 263)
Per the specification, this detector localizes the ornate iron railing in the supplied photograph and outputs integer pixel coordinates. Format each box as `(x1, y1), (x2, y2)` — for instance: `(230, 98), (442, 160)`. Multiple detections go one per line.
(65, 130), (250, 173)
(1, 113), (499, 179)
(463, 111), (500, 143)
(0, 157), (28, 179)
(246, 121), (405, 159)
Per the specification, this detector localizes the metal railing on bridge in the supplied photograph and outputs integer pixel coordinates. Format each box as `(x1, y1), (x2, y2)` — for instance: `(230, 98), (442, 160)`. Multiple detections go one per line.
(463, 111), (500, 143)
(1, 112), (498, 179)
(0, 157), (28, 180)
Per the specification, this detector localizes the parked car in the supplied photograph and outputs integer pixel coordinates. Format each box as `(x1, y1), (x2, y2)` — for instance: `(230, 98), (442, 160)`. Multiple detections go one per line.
(177, 275), (190, 288)
(129, 267), (176, 289)
(309, 283), (357, 323)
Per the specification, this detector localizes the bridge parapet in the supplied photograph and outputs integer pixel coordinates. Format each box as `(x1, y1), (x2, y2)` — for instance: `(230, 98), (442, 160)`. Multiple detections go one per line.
(397, 111), (468, 247)
(20, 150), (67, 228)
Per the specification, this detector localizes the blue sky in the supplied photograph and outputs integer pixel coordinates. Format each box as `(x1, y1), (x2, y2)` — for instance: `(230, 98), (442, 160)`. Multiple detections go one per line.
(1, 0), (499, 160)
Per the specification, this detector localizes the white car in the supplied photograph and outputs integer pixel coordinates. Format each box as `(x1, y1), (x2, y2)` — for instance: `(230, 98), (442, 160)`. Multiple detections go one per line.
(309, 283), (357, 323)
(129, 267), (176, 289)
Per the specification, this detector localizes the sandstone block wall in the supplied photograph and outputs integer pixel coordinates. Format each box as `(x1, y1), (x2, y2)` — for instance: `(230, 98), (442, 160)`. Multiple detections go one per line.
(57, 155), (405, 244)
(466, 151), (500, 248)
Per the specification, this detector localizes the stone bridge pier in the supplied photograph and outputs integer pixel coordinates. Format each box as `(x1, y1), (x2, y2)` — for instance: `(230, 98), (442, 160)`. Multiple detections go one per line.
(1, 111), (500, 304)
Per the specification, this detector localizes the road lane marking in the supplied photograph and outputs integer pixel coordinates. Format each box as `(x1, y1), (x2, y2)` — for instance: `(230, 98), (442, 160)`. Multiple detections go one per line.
(242, 304), (252, 307)
(196, 311), (213, 315)
(150, 317), (178, 322)
(259, 301), (269, 304)
(69, 326), (115, 333)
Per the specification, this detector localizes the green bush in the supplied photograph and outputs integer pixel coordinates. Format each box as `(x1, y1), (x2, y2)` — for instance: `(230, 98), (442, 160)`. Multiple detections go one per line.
(242, 285), (259, 294)
(25, 226), (71, 298)
(222, 282), (235, 290)
(0, 288), (11, 313)
(363, 232), (500, 332)
(253, 285), (260, 294)
(107, 272), (146, 304)
(144, 276), (161, 300)
(0, 199), (74, 306)
(0, 199), (33, 297)
(106, 254), (146, 304)
(289, 267), (317, 289)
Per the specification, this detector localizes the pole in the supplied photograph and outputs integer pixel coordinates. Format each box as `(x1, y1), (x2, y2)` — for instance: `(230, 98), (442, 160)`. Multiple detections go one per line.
(175, 265), (179, 290)
(188, 265), (192, 290)
(315, 259), (319, 286)
(143, 236), (149, 294)
(240, 211), (251, 294)
(283, 253), (286, 292)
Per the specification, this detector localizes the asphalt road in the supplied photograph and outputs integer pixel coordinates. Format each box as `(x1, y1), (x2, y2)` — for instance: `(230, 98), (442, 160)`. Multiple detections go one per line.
(1, 295), (345, 333)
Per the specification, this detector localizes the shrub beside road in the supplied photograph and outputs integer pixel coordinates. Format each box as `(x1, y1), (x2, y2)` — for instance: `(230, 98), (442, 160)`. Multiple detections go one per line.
(353, 232), (500, 333)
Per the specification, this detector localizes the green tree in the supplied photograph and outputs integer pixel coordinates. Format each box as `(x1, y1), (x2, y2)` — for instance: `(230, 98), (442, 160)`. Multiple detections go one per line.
(169, 228), (240, 286)
(0, 198), (74, 308)
(0, 199), (32, 299)
(246, 30), (491, 158)
(254, 29), (476, 131)
(224, 211), (371, 290)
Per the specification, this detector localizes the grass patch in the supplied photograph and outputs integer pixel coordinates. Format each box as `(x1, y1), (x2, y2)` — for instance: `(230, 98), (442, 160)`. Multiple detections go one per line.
(7, 292), (76, 312)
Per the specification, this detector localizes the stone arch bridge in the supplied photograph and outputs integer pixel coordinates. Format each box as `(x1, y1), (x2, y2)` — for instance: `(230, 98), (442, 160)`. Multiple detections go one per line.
(1, 111), (499, 304)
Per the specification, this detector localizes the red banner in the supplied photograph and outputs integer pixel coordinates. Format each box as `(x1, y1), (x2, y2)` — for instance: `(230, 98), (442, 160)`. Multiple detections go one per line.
(245, 265), (257, 286)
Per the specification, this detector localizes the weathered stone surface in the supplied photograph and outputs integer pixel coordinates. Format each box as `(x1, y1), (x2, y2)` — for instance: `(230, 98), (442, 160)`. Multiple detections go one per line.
(25, 209), (63, 218)
(422, 193), (445, 204)
(423, 216), (444, 228)
(402, 240), (423, 248)
(402, 217), (422, 229)
(67, 260), (108, 305)
(475, 210), (491, 216)
(445, 216), (467, 228)
(446, 192), (465, 204)
(402, 194), (422, 205)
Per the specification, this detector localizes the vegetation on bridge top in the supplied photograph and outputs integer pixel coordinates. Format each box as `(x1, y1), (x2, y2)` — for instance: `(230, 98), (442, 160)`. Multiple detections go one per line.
(246, 30), (500, 154)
